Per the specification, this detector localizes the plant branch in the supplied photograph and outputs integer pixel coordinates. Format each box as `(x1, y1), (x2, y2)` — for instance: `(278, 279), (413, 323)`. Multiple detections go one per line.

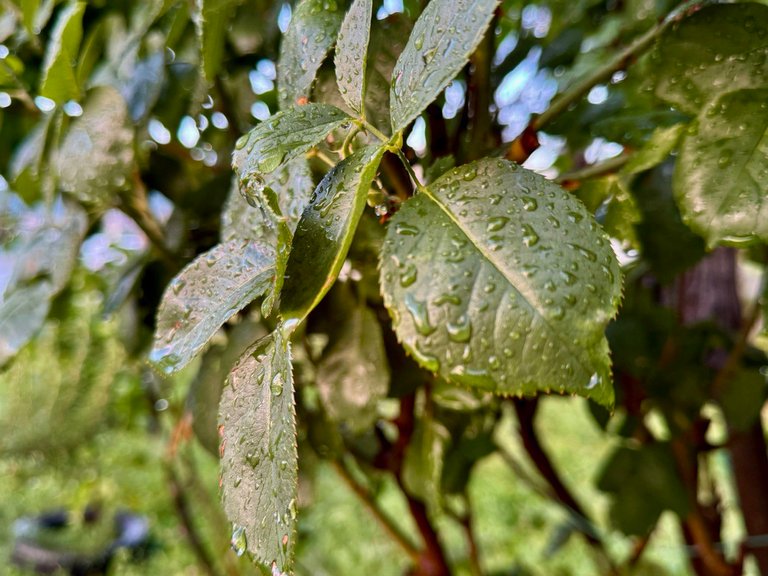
(532, 0), (706, 131)
(512, 398), (618, 574)
(556, 154), (631, 185)
(395, 148), (425, 192)
(332, 458), (420, 561)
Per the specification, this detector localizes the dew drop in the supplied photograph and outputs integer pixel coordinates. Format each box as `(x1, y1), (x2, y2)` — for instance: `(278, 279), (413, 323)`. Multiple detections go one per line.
(404, 293), (435, 336)
(446, 314), (472, 342)
(231, 525), (248, 556)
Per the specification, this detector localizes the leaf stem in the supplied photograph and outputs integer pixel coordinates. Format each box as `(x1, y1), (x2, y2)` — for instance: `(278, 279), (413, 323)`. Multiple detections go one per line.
(533, 0), (706, 131)
(395, 148), (425, 192)
(332, 458), (420, 561)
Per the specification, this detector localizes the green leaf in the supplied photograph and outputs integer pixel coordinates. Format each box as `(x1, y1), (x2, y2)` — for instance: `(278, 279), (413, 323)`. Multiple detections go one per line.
(597, 443), (689, 535)
(0, 200), (87, 367)
(652, 3), (768, 115)
(223, 158), (314, 241)
(232, 103), (350, 193)
(277, 0), (344, 110)
(223, 158), (314, 317)
(55, 86), (135, 208)
(39, 1), (86, 103)
(402, 412), (450, 510)
(576, 176), (640, 248)
(718, 369), (766, 432)
(188, 319), (267, 456)
(196, 0), (244, 83)
(280, 143), (386, 322)
(380, 159), (621, 406)
(149, 240), (276, 375)
(316, 301), (389, 433)
(622, 124), (684, 176)
(219, 329), (298, 574)
(389, 0), (497, 133)
(334, 0), (372, 116)
(674, 88), (768, 246)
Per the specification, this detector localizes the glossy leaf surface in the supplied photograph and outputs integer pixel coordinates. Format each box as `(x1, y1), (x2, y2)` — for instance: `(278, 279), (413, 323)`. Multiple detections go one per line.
(232, 103), (350, 191)
(380, 159), (621, 406)
(280, 144), (386, 321)
(39, 1), (86, 103)
(334, 0), (372, 115)
(389, 0), (497, 133)
(55, 87), (135, 208)
(653, 3), (768, 115)
(150, 240), (275, 374)
(196, 0), (243, 82)
(219, 329), (297, 574)
(674, 89), (768, 245)
(277, 0), (344, 109)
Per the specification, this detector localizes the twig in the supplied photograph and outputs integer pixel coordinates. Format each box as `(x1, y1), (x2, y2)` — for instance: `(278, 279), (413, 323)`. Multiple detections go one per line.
(532, 0), (707, 131)
(555, 154), (631, 185)
(332, 458), (420, 561)
(512, 399), (618, 573)
(464, 14), (497, 162)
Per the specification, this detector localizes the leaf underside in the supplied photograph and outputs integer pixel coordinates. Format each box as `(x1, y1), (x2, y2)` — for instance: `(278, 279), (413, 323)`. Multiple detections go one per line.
(380, 159), (621, 406)
(219, 329), (297, 574)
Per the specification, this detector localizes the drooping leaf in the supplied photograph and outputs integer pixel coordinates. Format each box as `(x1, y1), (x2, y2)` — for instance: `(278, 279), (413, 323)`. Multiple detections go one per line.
(334, 0), (372, 116)
(232, 103), (350, 193)
(389, 0), (498, 133)
(652, 3), (768, 115)
(380, 159), (621, 406)
(316, 300), (389, 433)
(223, 157), (315, 316)
(223, 158), (315, 242)
(280, 143), (386, 322)
(219, 329), (298, 574)
(149, 240), (276, 375)
(0, 200), (87, 367)
(196, 0), (244, 83)
(55, 86), (135, 209)
(277, 0), (345, 109)
(674, 88), (768, 246)
(39, 1), (86, 103)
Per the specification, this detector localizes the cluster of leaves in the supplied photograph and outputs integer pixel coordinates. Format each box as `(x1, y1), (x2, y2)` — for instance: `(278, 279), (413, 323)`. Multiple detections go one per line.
(3, 0), (768, 574)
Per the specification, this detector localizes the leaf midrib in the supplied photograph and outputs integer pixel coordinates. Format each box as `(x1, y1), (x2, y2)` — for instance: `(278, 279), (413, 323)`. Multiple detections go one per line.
(421, 187), (595, 379)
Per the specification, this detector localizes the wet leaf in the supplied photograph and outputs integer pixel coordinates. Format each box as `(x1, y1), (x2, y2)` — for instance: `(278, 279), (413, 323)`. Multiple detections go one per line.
(196, 0), (244, 83)
(223, 158), (314, 317)
(39, 1), (86, 103)
(188, 319), (267, 456)
(219, 329), (298, 574)
(316, 302), (389, 433)
(380, 159), (621, 406)
(389, 0), (498, 133)
(0, 200), (87, 367)
(622, 124), (684, 176)
(232, 103), (350, 194)
(55, 86), (135, 209)
(674, 88), (768, 246)
(280, 144), (386, 322)
(653, 3), (768, 115)
(149, 240), (276, 375)
(334, 0), (372, 116)
(277, 0), (344, 109)
(576, 176), (640, 249)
